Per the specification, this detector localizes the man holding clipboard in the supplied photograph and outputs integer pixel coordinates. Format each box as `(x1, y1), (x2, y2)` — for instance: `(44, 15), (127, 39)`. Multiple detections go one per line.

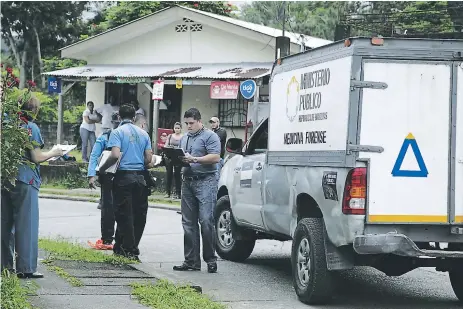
(172, 108), (221, 274)
(98, 104), (152, 261)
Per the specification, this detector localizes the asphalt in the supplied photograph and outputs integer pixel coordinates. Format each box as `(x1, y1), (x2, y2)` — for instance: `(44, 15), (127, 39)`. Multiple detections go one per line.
(38, 198), (462, 309)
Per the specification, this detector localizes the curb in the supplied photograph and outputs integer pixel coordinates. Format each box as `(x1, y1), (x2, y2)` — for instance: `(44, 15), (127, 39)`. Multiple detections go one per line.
(39, 194), (180, 212)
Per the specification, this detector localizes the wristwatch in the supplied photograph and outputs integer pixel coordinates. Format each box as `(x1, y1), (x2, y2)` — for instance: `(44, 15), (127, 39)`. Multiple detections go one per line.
(193, 157), (198, 163)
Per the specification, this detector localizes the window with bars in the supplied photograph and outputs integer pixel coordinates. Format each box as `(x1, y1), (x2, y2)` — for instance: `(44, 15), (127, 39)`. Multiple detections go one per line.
(218, 96), (248, 128)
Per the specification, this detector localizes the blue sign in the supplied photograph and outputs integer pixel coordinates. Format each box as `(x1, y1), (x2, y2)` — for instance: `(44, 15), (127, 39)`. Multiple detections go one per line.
(391, 133), (428, 177)
(48, 77), (61, 94)
(240, 79), (256, 100)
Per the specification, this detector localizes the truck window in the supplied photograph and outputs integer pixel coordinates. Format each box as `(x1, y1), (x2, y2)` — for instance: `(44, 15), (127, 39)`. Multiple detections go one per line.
(246, 120), (268, 155)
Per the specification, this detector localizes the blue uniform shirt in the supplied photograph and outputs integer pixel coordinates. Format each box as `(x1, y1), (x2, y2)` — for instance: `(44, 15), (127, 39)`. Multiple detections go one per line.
(180, 128), (221, 176)
(107, 122), (152, 171)
(17, 122), (44, 190)
(87, 132), (110, 177)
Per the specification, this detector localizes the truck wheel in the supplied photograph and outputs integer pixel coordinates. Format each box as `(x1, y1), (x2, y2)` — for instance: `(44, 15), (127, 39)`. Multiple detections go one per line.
(449, 268), (463, 302)
(215, 195), (255, 262)
(291, 218), (333, 304)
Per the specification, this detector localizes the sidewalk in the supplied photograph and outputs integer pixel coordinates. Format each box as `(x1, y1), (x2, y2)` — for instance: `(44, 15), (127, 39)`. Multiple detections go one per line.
(29, 251), (153, 309)
(40, 187), (180, 211)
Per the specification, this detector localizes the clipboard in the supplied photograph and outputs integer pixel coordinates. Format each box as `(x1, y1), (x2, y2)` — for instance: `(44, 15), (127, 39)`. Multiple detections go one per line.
(95, 150), (122, 174)
(161, 146), (190, 167)
(47, 144), (77, 161)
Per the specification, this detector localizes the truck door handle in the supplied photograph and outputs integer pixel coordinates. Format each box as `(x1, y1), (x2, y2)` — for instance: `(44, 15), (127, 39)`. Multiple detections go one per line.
(458, 159), (463, 164)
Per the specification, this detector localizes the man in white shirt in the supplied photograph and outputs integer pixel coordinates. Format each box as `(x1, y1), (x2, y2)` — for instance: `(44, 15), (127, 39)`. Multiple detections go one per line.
(96, 99), (120, 133)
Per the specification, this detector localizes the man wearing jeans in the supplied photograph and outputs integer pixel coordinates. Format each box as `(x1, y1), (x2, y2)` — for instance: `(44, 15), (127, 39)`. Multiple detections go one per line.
(173, 108), (221, 273)
(98, 104), (152, 261)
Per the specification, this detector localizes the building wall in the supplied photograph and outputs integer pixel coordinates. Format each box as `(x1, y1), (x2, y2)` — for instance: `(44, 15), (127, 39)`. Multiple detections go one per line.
(86, 22), (275, 65)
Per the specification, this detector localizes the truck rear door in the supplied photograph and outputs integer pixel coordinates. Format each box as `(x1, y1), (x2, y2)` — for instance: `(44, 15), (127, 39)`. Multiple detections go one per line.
(359, 60), (453, 224)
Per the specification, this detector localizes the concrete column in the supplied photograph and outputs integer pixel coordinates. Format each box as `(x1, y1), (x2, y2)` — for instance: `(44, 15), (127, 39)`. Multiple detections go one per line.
(151, 99), (160, 154)
(57, 93), (63, 144)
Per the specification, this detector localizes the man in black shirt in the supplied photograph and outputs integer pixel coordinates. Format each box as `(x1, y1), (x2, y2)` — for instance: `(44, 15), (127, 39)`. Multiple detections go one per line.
(209, 117), (227, 159)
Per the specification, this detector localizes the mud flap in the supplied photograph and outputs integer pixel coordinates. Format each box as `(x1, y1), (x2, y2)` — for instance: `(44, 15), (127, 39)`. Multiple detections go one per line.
(323, 228), (354, 270)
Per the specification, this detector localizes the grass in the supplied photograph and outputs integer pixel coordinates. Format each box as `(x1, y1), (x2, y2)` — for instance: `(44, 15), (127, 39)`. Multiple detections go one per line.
(39, 188), (181, 206)
(1, 270), (33, 309)
(47, 266), (83, 287)
(131, 280), (226, 309)
(38, 238), (136, 265)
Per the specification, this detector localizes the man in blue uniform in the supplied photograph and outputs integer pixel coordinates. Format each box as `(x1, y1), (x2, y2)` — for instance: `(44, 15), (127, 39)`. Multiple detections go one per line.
(87, 112), (120, 250)
(1, 96), (63, 278)
(98, 104), (152, 260)
(173, 108), (221, 273)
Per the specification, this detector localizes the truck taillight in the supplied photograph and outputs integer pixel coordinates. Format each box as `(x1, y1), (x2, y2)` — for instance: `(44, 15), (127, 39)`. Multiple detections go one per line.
(343, 168), (367, 215)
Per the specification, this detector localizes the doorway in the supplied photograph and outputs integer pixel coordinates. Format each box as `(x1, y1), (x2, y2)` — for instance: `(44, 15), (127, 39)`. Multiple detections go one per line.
(159, 85), (183, 129)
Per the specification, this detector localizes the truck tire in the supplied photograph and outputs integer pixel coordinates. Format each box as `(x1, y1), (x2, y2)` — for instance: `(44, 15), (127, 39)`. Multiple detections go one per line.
(215, 195), (255, 262)
(449, 268), (463, 302)
(291, 218), (333, 304)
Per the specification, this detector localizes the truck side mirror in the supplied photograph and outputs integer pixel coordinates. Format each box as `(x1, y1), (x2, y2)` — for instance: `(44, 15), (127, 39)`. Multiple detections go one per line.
(226, 138), (243, 155)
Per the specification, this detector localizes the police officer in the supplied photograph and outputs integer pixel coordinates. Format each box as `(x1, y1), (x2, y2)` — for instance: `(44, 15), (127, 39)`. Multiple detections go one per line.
(98, 104), (152, 260)
(1, 96), (63, 278)
(173, 108), (221, 273)
(87, 112), (120, 250)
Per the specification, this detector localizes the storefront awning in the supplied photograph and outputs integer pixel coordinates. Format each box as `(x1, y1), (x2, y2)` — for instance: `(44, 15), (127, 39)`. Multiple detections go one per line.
(43, 62), (274, 80)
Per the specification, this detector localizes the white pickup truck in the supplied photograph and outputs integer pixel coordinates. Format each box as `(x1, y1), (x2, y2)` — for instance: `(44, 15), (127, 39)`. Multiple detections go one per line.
(215, 37), (463, 305)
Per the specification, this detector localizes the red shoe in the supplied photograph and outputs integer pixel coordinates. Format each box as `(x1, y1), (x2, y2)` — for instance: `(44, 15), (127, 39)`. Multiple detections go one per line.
(88, 239), (113, 250)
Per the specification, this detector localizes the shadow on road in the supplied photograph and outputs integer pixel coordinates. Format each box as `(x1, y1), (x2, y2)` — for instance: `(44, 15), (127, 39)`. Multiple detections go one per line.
(244, 257), (460, 308)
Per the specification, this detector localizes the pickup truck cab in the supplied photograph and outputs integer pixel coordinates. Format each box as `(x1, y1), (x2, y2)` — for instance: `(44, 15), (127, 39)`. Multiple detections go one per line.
(215, 37), (463, 305)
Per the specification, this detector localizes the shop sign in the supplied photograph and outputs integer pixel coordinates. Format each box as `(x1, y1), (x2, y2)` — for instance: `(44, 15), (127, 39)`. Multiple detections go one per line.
(176, 79), (183, 89)
(116, 77), (147, 84)
(240, 79), (257, 99)
(210, 81), (239, 99)
(47, 77), (61, 94)
(152, 80), (165, 100)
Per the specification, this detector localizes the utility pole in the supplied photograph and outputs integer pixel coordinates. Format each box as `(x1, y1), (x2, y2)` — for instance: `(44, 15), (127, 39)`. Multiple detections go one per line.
(282, 2), (286, 37)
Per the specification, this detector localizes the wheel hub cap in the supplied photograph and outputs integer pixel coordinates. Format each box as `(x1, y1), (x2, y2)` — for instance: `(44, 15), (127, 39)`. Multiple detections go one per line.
(297, 238), (311, 287)
(218, 210), (235, 248)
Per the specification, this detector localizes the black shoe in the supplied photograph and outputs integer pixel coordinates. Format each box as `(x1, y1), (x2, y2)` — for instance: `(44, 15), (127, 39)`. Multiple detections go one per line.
(97, 203), (101, 210)
(207, 262), (217, 273)
(176, 211), (182, 215)
(17, 272), (44, 279)
(173, 263), (200, 271)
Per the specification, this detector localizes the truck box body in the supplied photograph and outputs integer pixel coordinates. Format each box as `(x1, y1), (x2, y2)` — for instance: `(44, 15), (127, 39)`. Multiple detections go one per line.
(268, 38), (463, 230)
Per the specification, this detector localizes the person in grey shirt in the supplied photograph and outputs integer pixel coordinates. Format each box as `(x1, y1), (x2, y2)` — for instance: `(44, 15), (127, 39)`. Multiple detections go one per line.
(173, 108), (221, 273)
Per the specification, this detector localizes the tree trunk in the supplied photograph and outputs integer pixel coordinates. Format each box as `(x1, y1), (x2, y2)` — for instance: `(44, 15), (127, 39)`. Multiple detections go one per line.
(6, 30), (21, 70)
(19, 43), (28, 90)
(32, 26), (45, 89)
(31, 59), (35, 82)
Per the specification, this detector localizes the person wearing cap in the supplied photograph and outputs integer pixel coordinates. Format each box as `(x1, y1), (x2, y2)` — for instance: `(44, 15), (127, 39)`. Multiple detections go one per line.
(87, 112), (120, 250)
(209, 116), (227, 170)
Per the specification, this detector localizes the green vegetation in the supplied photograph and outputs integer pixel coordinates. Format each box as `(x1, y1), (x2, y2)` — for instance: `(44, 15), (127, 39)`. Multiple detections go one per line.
(132, 280), (225, 309)
(39, 238), (135, 265)
(0, 270), (33, 309)
(47, 266), (83, 287)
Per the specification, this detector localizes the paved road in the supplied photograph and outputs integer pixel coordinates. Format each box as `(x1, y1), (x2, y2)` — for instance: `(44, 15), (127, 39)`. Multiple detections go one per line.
(39, 198), (461, 309)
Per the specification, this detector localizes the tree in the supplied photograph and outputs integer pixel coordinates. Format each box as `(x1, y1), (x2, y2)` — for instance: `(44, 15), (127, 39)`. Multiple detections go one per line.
(1, 1), (88, 88)
(239, 1), (349, 41)
(83, 1), (235, 37)
(0, 66), (36, 187)
(341, 1), (459, 37)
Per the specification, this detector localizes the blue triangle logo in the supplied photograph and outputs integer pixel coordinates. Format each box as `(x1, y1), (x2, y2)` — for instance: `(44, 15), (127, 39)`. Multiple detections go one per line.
(391, 133), (428, 178)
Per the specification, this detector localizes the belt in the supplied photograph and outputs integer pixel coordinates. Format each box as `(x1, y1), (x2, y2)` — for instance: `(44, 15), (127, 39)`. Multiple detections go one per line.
(116, 170), (144, 175)
(182, 174), (212, 181)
